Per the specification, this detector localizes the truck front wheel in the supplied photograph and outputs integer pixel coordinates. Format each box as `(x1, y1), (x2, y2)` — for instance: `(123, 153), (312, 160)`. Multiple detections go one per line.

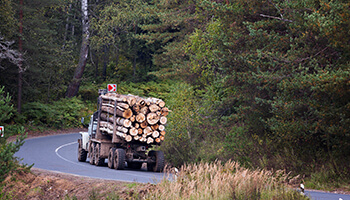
(77, 139), (87, 162)
(113, 148), (125, 170)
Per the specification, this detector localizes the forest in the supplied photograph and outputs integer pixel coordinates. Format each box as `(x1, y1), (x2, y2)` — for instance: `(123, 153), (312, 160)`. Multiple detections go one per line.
(0, 0), (349, 189)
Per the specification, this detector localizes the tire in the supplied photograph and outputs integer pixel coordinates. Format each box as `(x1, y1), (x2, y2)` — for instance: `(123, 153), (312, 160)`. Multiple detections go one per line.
(147, 150), (165, 172)
(94, 143), (104, 166)
(77, 139), (87, 162)
(108, 147), (116, 169)
(113, 148), (125, 170)
(89, 143), (95, 165)
(128, 162), (143, 169)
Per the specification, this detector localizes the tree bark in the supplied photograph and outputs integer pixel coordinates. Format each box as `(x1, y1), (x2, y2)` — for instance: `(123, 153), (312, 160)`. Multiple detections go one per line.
(17, 0), (24, 114)
(102, 45), (108, 81)
(66, 0), (89, 98)
(62, 3), (72, 49)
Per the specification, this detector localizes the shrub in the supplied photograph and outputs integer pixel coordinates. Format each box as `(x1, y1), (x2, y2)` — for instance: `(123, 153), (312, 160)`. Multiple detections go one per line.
(0, 86), (14, 123)
(0, 128), (29, 182)
(0, 86), (30, 182)
(22, 97), (91, 129)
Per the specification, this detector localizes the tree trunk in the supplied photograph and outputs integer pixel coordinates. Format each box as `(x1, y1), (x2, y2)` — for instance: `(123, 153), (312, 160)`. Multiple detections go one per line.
(17, 0), (24, 114)
(103, 45), (108, 81)
(133, 55), (136, 80)
(95, 49), (99, 78)
(62, 3), (72, 49)
(66, 0), (89, 98)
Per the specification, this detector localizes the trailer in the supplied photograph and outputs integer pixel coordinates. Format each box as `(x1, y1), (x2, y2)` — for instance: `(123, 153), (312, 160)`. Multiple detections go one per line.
(77, 90), (166, 172)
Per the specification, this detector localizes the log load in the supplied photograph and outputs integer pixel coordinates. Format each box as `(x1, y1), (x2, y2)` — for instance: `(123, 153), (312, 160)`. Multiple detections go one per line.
(98, 93), (170, 145)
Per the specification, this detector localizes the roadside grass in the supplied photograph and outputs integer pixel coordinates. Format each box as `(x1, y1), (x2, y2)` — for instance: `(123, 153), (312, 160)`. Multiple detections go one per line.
(146, 160), (308, 200)
(304, 165), (350, 192)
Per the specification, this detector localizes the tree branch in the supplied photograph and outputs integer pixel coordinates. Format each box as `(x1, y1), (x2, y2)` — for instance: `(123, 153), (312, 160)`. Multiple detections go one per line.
(0, 36), (23, 68)
(259, 14), (293, 23)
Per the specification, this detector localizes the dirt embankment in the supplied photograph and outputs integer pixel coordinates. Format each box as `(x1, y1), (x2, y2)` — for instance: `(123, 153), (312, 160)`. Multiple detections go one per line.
(1, 168), (153, 200)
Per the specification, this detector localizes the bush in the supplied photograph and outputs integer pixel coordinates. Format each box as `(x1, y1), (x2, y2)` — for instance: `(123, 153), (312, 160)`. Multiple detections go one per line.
(0, 86), (30, 182)
(0, 128), (29, 182)
(0, 86), (14, 123)
(22, 97), (91, 129)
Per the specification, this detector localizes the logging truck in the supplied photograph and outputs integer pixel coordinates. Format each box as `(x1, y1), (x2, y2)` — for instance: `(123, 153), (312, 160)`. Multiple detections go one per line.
(77, 89), (168, 172)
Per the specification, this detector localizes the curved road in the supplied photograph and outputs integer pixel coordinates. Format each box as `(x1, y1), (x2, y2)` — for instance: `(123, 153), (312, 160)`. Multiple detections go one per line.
(15, 133), (169, 183)
(15, 133), (350, 199)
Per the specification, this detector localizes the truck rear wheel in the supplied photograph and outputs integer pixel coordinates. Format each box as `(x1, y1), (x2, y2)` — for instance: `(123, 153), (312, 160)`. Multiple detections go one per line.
(94, 143), (104, 166)
(108, 147), (116, 169)
(77, 139), (87, 162)
(89, 143), (95, 165)
(113, 148), (125, 170)
(147, 150), (165, 172)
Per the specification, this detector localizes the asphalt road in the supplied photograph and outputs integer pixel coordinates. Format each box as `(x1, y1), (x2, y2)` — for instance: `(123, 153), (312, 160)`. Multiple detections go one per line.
(14, 133), (169, 183)
(14, 133), (350, 199)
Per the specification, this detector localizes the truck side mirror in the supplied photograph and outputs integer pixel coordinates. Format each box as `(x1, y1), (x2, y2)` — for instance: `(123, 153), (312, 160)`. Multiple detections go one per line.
(81, 117), (84, 124)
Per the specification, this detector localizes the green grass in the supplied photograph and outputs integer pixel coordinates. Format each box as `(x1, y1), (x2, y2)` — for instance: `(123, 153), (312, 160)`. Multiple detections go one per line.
(304, 165), (350, 192)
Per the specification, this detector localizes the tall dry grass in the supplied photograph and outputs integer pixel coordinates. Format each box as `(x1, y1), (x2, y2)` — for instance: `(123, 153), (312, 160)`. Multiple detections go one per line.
(147, 160), (308, 200)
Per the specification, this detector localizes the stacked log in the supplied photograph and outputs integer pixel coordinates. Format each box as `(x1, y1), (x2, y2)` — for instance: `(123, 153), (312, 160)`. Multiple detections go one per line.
(98, 93), (169, 145)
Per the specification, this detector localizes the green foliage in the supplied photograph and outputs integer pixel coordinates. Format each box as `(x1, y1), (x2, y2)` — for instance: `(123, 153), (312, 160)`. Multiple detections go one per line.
(0, 130), (28, 182)
(304, 164), (350, 191)
(22, 97), (90, 129)
(160, 81), (208, 166)
(0, 88), (30, 182)
(0, 86), (15, 123)
(0, 0), (16, 38)
(176, 0), (350, 175)
(185, 19), (229, 86)
(79, 80), (172, 101)
(89, 0), (156, 83)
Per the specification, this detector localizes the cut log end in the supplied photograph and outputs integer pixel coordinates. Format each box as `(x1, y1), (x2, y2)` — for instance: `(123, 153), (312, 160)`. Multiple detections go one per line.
(123, 109), (133, 119)
(158, 101), (165, 108)
(147, 137), (154, 144)
(125, 135), (133, 142)
(136, 113), (146, 123)
(152, 131), (160, 138)
(159, 116), (167, 124)
(147, 112), (159, 125)
(130, 127), (138, 136)
(159, 125), (165, 131)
